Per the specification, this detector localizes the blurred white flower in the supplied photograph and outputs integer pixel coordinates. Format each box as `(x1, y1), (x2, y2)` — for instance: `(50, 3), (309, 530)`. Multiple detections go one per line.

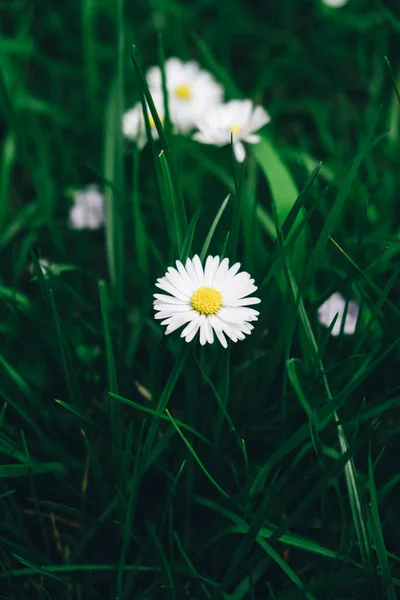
(69, 185), (104, 230)
(147, 57), (223, 132)
(318, 292), (359, 336)
(123, 91), (165, 149)
(154, 255), (260, 348)
(321, 0), (349, 6)
(29, 258), (56, 278)
(192, 99), (270, 162)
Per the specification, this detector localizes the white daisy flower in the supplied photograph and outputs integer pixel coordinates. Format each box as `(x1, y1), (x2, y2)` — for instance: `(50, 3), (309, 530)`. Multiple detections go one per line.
(69, 184), (104, 230)
(122, 91), (165, 149)
(146, 57), (223, 133)
(192, 99), (271, 162)
(318, 292), (359, 337)
(321, 0), (349, 6)
(154, 255), (261, 348)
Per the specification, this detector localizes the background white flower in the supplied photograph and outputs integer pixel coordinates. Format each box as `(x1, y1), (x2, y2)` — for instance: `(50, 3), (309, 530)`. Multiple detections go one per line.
(321, 0), (349, 7)
(192, 99), (270, 162)
(123, 92), (165, 149)
(154, 255), (260, 348)
(318, 292), (359, 336)
(147, 57), (223, 132)
(69, 185), (104, 230)
(29, 258), (56, 278)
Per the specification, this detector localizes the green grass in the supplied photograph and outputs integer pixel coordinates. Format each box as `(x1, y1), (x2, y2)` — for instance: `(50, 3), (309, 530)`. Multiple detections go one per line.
(1, 0), (400, 598)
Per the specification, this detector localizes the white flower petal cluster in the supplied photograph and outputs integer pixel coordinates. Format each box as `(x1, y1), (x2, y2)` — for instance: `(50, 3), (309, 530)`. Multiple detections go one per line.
(147, 58), (223, 133)
(69, 185), (104, 230)
(154, 255), (260, 348)
(29, 258), (56, 278)
(318, 292), (359, 336)
(322, 0), (349, 7)
(192, 99), (271, 162)
(122, 91), (165, 149)
(123, 57), (270, 160)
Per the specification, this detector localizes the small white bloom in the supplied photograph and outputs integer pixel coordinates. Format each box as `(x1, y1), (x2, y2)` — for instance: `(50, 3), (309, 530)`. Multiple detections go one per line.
(321, 0), (349, 7)
(146, 57), (223, 132)
(123, 91), (165, 149)
(192, 99), (271, 162)
(154, 255), (261, 348)
(69, 185), (104, 230)
(29, 258), (56, 278)
(318, 292), (359, 336)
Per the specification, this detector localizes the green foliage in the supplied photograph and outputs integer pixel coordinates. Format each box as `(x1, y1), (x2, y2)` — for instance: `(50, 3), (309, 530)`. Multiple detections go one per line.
(1, 0), (400, 598)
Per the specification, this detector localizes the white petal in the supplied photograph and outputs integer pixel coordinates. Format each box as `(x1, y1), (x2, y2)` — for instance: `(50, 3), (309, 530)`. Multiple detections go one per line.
(204, 318), (214, 344)
(208, 315), (228, 348)
(165, 311), (197, 335)
(155, 279), (189, 301)
(181, 315), (201, 342)
(223, 283), (258, 301)
(244, 134), (261, 144)
(154, 304), (192, 313)
(204, 256), (219, 287)
(199, 317), (207, 345)
(192, 255), (204, 286)
(204, 256), (214, 286)
(225, 296), (261, 307)
(153, 293), (189, 305)
(212, 257), (230, 289)
(214, 328), (228, 348)
(208, 256), (221, 287)
(185, 257), (201, 289)
(175, 260), (196, 292)
(218, 306), (259, 324)
(248, 106), (271, 132)
(154, 310), (178, 320)
(234, 142), (246, 163)
(166, 267), (193, 296)
(343, 301), (359, 334)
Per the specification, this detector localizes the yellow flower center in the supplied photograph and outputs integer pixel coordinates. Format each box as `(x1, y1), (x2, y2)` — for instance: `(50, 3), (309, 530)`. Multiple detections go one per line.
(230, 125), (243, 134)
(191, 286), (223, 316)
(175, 84), (192, 101)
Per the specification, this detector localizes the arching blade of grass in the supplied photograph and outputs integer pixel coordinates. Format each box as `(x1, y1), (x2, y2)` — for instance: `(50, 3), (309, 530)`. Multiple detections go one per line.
(280, 252), (375, 572)
(197, 498), (319, 600)
(165, 409), (229, 499)
(311, 111), (380, 271)
(258, 163), (320, 291)
(180, 206), (201, 261)
(104, 78), (125, 306)
(173, 530), (213, 599)
(130, 46), (187, 242)
(0, 132), (15, 228)
(141, 346), (191, 468)
(99, 280), (121, 451)
(0, 463), (67, 478)
(200, 193), (230, 261)
(159, 150), (183, 254)
(367, 454), (396, 600)
(131, 147), (149, 280)
(82, 0), (99, 105)
(253, 138), (306, 277)
(190, 33), (241, 97)
(109, 392), (210, 444)
(117, 423), (145, 597)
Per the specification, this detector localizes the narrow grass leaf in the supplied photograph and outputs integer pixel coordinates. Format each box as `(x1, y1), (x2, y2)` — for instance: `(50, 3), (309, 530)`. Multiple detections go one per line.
(99, 280), (121, 449)
(312, 111), (380, 270)
(109, 392), (210, 443)
(165, 409), (229, 499)
(367, 453), (396, 600)
(200, 193), (230, 261)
